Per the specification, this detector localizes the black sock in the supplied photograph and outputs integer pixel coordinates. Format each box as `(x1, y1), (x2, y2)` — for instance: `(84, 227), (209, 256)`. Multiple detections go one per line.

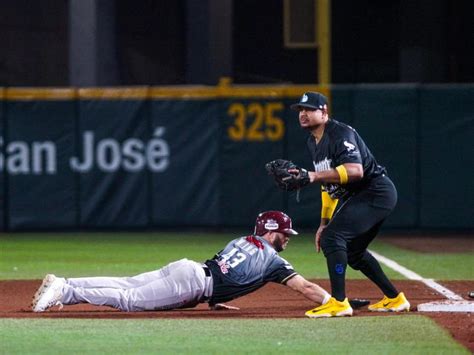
(326, 250), (347, 302)
(358, 252), (398, 298)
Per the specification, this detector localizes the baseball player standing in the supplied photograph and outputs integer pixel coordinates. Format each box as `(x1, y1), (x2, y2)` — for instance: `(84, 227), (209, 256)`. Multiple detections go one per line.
(32, 211), (332, 313)
(290, 92), (410, 318)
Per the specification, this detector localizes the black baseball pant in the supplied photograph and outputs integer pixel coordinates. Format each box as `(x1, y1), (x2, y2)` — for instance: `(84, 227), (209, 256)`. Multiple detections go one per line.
(320, 175), (399, 301)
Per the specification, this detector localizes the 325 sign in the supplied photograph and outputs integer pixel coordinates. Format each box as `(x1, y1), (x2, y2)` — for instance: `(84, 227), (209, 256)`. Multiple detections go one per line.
(227, 102), (285, 141)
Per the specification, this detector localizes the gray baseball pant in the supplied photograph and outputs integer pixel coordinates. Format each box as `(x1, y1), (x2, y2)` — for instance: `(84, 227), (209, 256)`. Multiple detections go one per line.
(60, 258), (213, 311)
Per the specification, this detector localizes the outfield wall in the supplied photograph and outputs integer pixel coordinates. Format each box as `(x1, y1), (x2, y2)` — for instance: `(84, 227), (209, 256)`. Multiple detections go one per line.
(0, 84), (472, 231)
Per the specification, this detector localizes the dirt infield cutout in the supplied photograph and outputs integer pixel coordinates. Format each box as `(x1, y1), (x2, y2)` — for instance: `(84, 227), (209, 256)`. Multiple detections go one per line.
(0, 279), (472, 352)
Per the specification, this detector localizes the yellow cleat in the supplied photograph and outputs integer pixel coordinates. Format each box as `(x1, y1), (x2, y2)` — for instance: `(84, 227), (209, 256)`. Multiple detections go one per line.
(368, 292), (410, 312)
(305, 297), (353, 318)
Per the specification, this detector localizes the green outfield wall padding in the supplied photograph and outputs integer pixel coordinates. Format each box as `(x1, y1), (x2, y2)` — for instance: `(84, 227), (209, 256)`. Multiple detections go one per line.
(419, 86), (474, 228)
(348, 86), (419, 227)
(220, 99), (286, 226)
(0, 85), (472, 231)
(285, 99), (322, 228)
(5, 100), (76, 229)
(77, 99), (149, 227)
(0, 94), (4, 230)
(150, 100), (219, 226)
(329, 86), (356, 127)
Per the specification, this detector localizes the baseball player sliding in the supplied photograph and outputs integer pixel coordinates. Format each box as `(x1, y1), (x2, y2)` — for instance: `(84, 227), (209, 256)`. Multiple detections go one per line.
(32, 211), (333, 314)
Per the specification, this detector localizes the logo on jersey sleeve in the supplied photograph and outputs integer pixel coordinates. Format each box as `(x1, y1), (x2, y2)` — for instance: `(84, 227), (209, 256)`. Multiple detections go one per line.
(343, 141), (356, 152)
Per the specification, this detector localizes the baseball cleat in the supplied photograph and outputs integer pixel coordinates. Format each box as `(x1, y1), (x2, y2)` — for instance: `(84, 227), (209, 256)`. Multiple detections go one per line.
(305, 297), (353, 318)
(32, 274), (65, 312)
(368, 292), (410, 312)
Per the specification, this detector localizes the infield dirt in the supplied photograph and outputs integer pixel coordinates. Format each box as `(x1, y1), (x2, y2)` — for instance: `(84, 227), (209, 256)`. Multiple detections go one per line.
(0, 279), (472, 352)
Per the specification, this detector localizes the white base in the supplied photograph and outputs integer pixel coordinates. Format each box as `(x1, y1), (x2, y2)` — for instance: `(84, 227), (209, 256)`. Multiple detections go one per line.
(417, 301), (474, 312)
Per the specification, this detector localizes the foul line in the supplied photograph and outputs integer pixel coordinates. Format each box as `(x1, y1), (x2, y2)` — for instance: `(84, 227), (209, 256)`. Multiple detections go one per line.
(368, 250), (464, 301)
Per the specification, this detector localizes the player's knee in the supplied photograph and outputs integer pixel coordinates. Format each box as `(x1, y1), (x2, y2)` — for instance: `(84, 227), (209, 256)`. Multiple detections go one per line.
(348, 255), (363, 270)
(347, 250), (368, 270)
(117, 289), (135, 312)
(320, 232), (345, 256)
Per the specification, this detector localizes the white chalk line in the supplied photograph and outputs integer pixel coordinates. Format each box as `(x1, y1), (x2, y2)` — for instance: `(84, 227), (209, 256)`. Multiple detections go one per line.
(368, 249), (464, 301)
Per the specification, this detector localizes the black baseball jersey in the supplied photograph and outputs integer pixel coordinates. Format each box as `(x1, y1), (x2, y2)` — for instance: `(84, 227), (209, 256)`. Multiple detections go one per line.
(205, 235), (297, 305)
(307, 119), (386, 199)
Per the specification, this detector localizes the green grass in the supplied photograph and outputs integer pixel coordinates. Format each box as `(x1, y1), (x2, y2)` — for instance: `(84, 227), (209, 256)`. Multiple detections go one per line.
(368, 239), (474, 280)
(0, 233), (233, 279)
(0, 232), (472, 354)
(0, 317), (469, 355)
(0, 232), (472, 280)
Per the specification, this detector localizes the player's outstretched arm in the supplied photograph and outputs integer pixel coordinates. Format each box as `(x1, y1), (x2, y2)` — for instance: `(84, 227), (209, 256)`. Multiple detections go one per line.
(285, 275), (329, 304)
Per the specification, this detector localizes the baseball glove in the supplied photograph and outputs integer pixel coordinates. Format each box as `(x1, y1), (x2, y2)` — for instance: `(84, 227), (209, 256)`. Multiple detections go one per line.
(265, 159), (310, 191)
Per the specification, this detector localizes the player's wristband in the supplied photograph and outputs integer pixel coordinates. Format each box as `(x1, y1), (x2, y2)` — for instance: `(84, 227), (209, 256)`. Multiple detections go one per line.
(335, 165), (348, 184)
(321, 190), (338, 219)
